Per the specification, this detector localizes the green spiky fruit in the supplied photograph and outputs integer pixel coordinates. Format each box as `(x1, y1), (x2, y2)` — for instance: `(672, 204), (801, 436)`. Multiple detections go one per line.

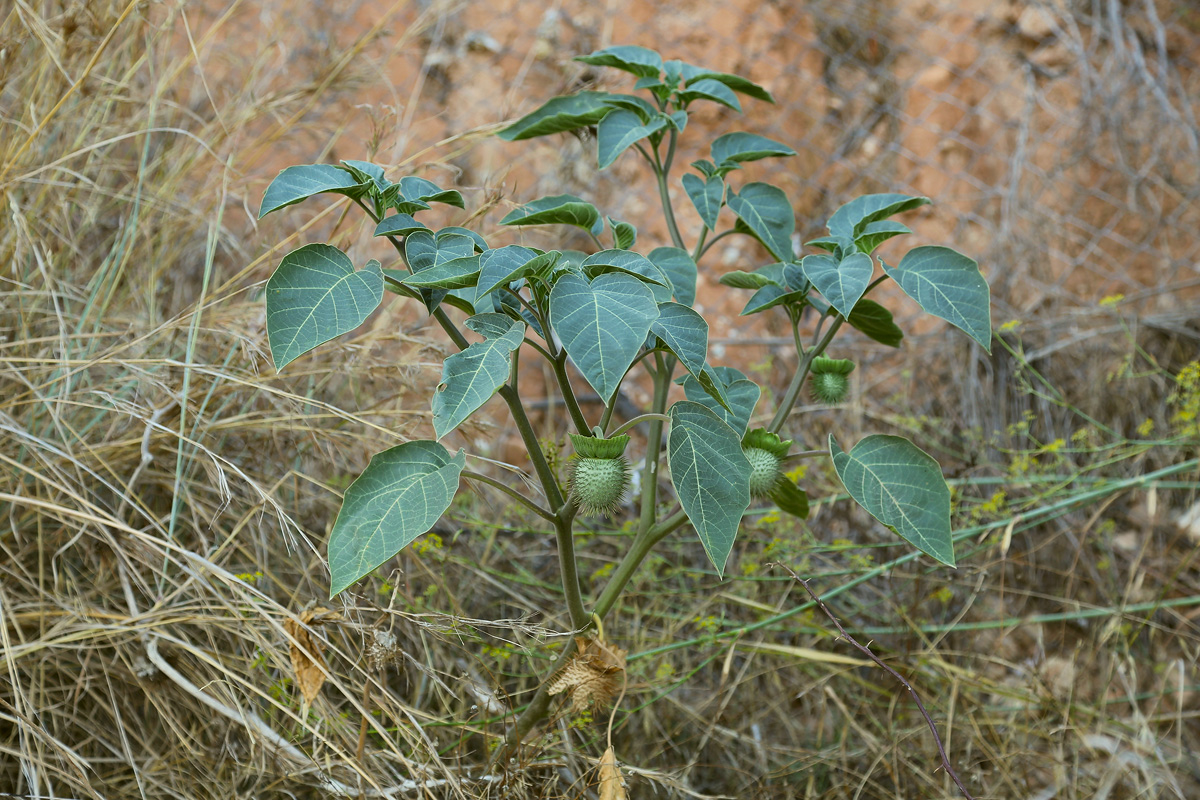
(568, 432), (631, 517)
(741, 428), (792, 498)
(569, 457), (630, 517)
(810, 356), (855, 404)
(744, 446), (782, 497)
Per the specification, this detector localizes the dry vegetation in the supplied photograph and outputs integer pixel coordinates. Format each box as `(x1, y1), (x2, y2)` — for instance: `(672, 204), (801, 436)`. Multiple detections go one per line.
(2, 1), (1199, 798)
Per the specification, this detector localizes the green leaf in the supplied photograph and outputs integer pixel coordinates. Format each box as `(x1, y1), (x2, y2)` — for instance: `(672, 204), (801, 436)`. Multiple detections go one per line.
(374, 213), (428, 238)
(497, 92), (618, 141)
(575, 45), (663, 78)
(881, 246), (991, 351)
(266, 244), (384, 370)
(769, 478), (809, 519)
(549, 272), (659, 403)
(341, 160), (389, 193)
(711, 132), (795, 165)
(667, 401), (752, 575)
(678, 78), (741, 111)
(669, 110), (688, 131)
(328, 441), (466, 596)
(597, 109), (668, 169)
(727, 183), (795, 262)
(680, 67), (775, 103)
(609, 217), (637, 250)
(437, 226), (488, 252)
(397, 176), (465, 209)
(829, 434), (954, 567)
(827, 193), (930, 238)
(740, 283), (806, 316)
(405, 231), (477, 313)
(601, 93), (659, 122)
(846, 299), (903, 347)
(650, 303), (709, 378)
(855, 221), (911, 254)
(647, 247), (698, 307)
(682, 173), (723, 230)
(476, 246), (559, 297)
(581, 249), (668, 286)
(679, 365), (760, 436)
(500, 194), (604, 237)
(801, 252), (873, 318)
(259, 164), (368, 218)
(805, 235), (853, 256)
(719, 270), (777, 290)
(400, 255), (480, 290)
(432, 314), (525, 439)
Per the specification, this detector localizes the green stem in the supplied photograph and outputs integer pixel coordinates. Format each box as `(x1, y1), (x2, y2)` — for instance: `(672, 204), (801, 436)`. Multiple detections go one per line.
(697, 228), (736, 261)
(691, 227), (709, 263)
(461, 471), (555, 523)
(608, 413), (670, 438)
(497, 385), (563, 510)
(593, 508), (688, 619)
(552, 354), (591, 435)
(553, 514), (589, 630)
(652, 135), (686, 250)
(768, 316), (844, 433)
(638, 353), (672, 534)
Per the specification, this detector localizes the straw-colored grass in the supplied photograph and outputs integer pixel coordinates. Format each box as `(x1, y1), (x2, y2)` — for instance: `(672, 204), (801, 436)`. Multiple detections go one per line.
(2, 1), (1199, 799)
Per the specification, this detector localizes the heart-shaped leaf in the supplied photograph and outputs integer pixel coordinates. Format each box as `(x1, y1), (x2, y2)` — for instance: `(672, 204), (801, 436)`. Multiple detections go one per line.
(597, 109), (669, 169)
(667, 401), (751, 575)
(400, 255), (480, 290)
(601, 93), (659, 122)
(397, 176), (464, 209)
(650, 303), (709, 378)
(260, 164), (368, 218)
(647, 247), (698, 307)
(827, 193), (930, 238)
(711, 132), (795, 165)
(855, 221), (911, 254)
(727, 183), (795, 262)
(609, 217), (637, 250)
(549, 272), (659, 403)
(432, 314), (525, 439)
(881, 246), (991, 351)
(678, 365), (760, 436)
(497, 91), (618, 141)
(846, 298), (903, 347)
(501, 194), (604, 237)
(679, 65), (775, 102)
(829, 434), (954, 566)
(582, 250), (668, 286)
(678, 78), (742, 111)
(802, 252), (874, 317)
(374, 213), (428, 238)
(328, 441), (466, 596)
(682, 173), (723, 230)
(266, 244), (384, 370)
(405, 231), (477, 313)
(476, 246), (560, 297)
(575, 45), (663, 78)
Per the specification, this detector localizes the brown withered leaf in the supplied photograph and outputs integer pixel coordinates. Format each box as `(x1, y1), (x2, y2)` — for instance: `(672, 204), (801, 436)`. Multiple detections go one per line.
(547, 636), (627, 712)
(597, 746), (627, 800)
(283, 607), (327, 707)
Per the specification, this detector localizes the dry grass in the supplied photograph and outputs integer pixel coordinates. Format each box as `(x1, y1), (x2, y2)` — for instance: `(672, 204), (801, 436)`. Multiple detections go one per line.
(2, 1), (1199, 799)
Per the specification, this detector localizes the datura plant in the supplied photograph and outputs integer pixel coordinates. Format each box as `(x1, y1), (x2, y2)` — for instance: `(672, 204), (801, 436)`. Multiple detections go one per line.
(258, 44), (991, 750)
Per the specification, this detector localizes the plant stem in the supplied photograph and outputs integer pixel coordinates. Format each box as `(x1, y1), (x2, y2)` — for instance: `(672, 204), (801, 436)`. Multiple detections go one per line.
(768, 316), (844, 433)
(552, 514), (589, 630)
(697, 228), (737, 261)
(551, 354), (591, 435)
(652, 133), (686, 250)
(637, 353), (672, 534)
(608, 413), (671, 438)
(497, 385), (563, 510)
(461, 471), (556, 523)
(691, 227), (709, 263)
(593, 508), (687, 619)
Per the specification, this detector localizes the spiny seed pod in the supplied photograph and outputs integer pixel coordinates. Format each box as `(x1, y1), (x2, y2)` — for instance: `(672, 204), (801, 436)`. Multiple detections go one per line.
(568, 433), (631, 517)
(742, 429), (792, 498)
(810, 356), (855, 405)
